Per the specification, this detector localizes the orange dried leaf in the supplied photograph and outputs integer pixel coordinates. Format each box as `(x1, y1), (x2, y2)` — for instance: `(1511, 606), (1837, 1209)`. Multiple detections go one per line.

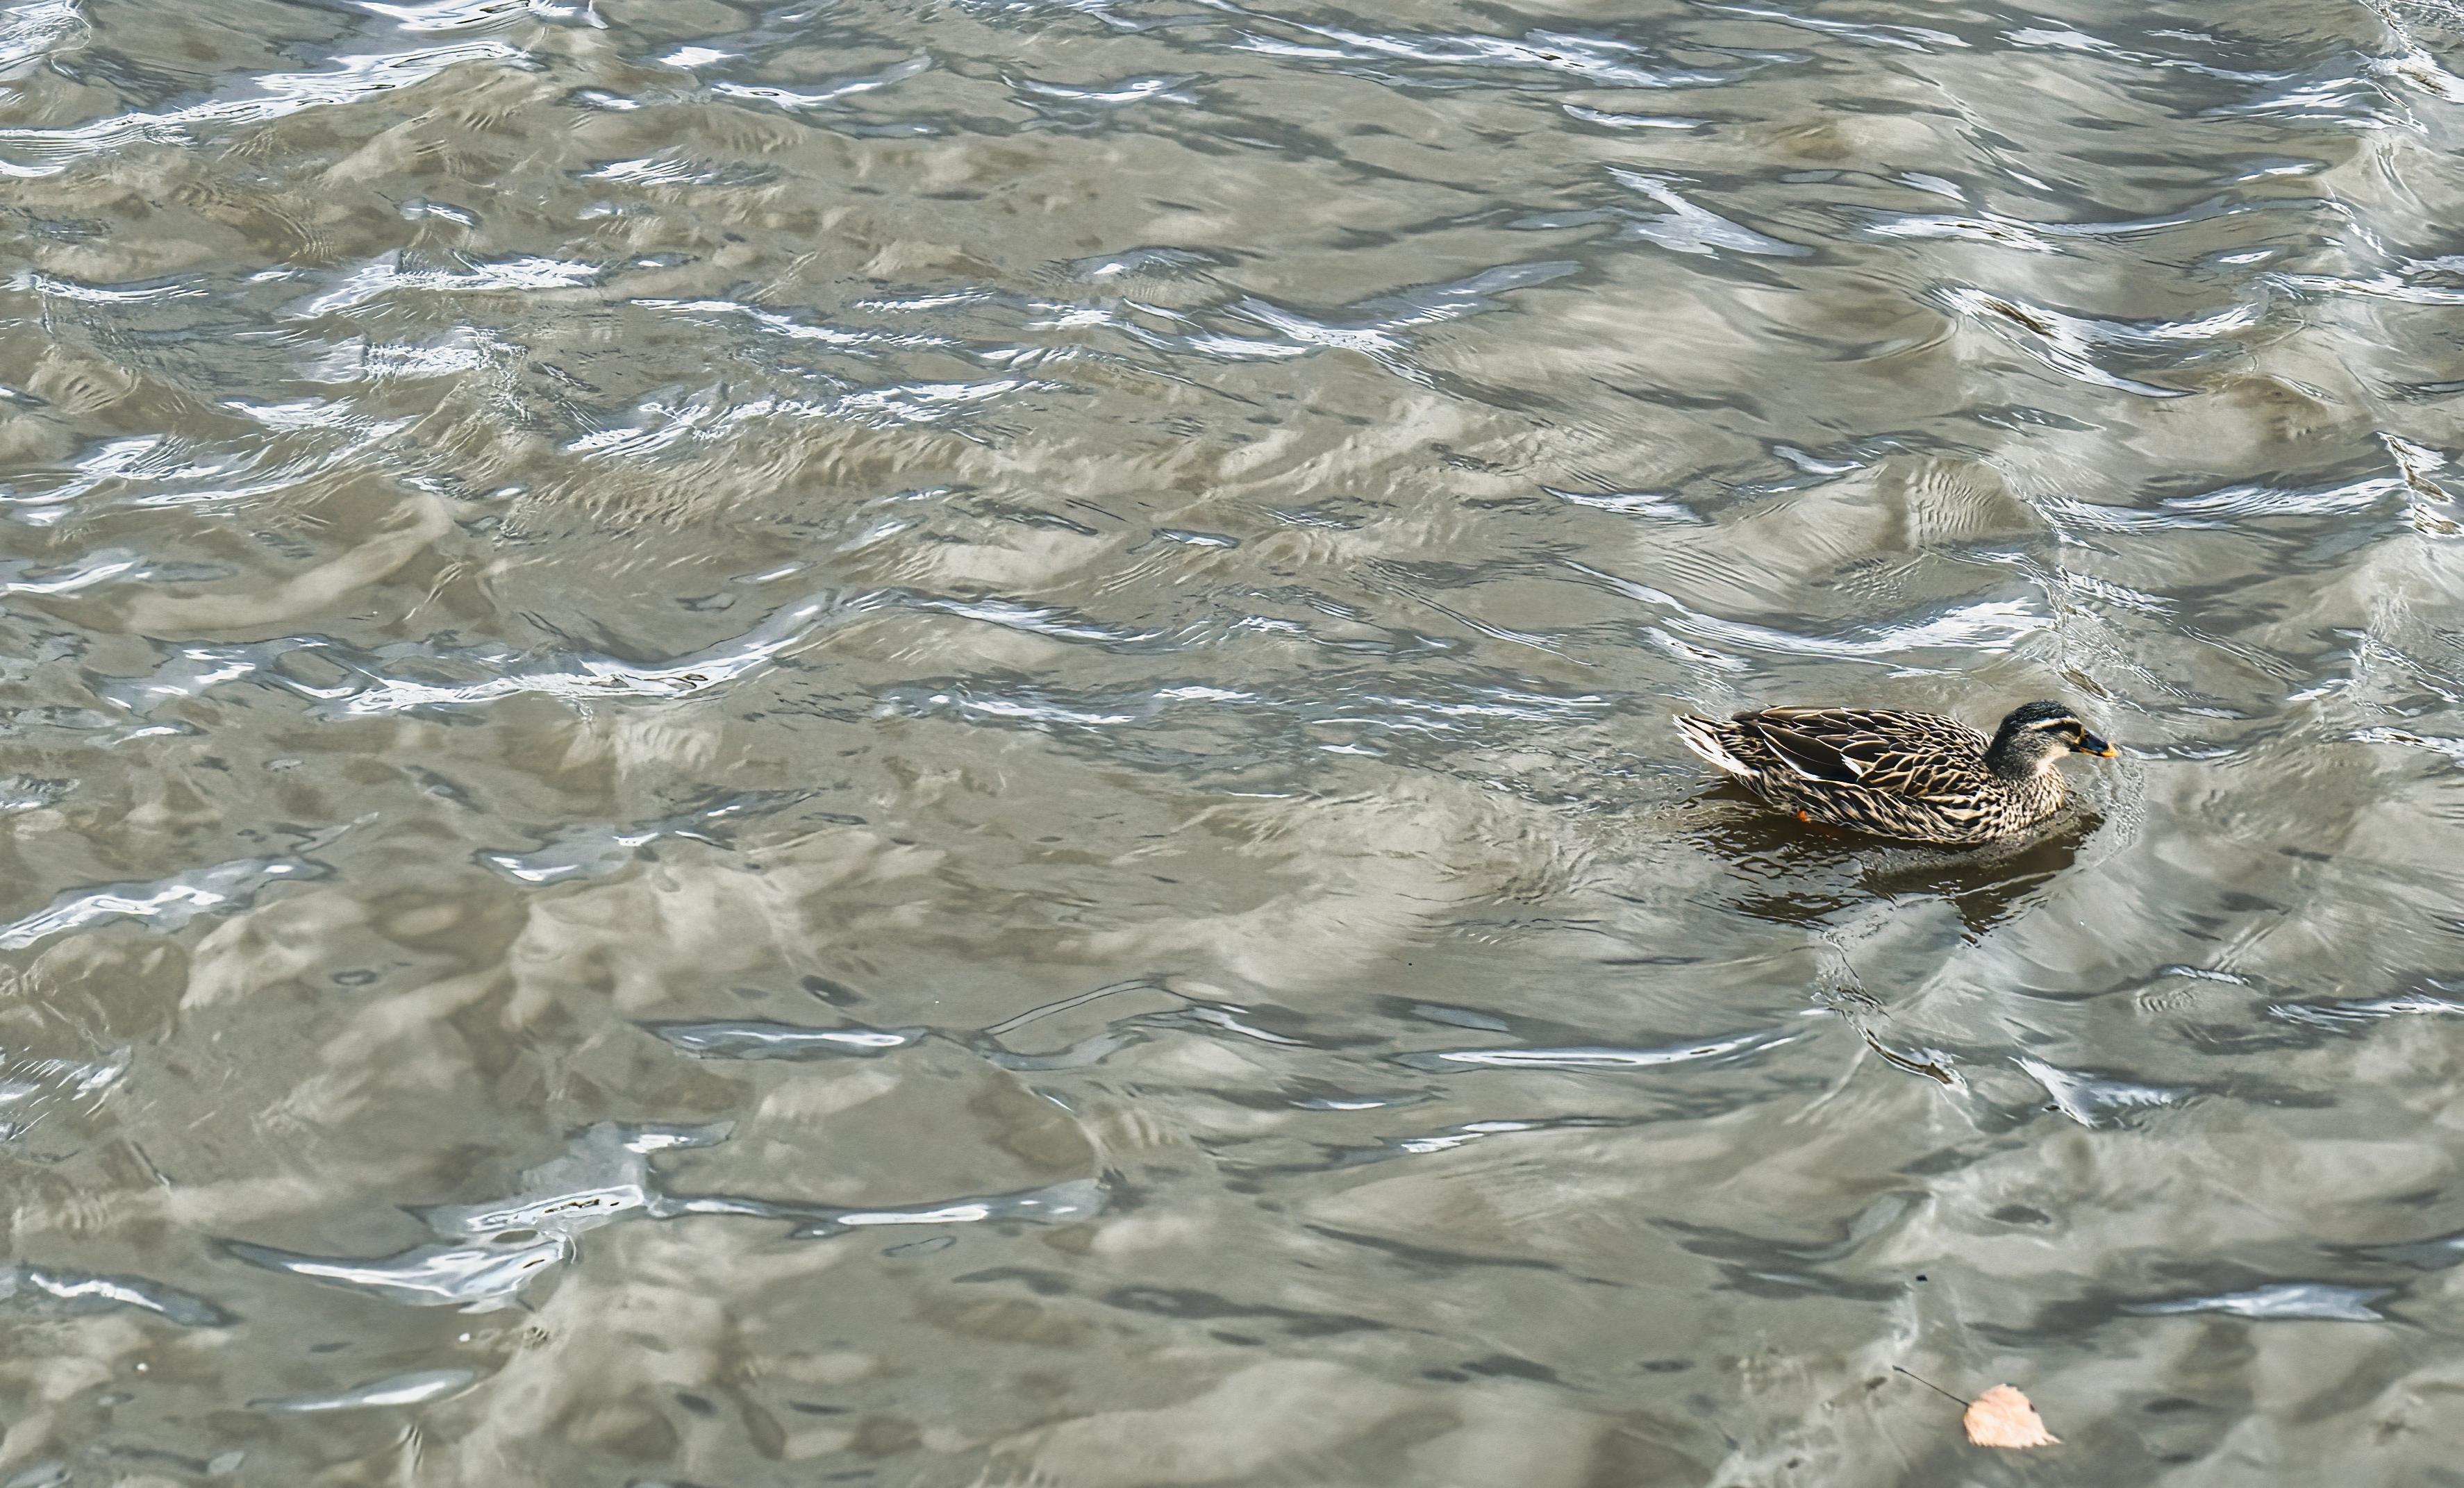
(1964, 1384), (2059, 1448)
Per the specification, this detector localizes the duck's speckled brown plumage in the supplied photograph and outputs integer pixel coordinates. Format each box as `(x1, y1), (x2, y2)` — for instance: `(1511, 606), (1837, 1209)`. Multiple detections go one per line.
(1675, 701), (2115, 846)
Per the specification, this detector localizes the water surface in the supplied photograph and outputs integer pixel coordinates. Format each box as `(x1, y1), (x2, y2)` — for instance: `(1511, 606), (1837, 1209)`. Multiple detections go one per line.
(3, 0), (2464, 1481)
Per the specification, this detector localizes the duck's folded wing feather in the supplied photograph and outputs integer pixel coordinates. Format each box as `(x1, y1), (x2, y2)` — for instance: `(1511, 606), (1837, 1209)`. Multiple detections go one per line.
(1737, 708), (1983, 796)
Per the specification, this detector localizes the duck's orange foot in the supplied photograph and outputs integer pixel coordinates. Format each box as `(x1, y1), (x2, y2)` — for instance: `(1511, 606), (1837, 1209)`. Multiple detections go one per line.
(1795, 810), (1813, 824)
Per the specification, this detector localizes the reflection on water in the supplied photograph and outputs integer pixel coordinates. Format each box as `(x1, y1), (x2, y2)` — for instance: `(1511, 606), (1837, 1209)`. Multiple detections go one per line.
(1690, 779), (2108, 935)
(2, 0), (2463, 1480)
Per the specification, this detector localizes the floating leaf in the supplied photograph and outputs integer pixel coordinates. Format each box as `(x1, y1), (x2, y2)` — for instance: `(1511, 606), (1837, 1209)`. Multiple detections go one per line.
(1964, 1384), (2058, 1448)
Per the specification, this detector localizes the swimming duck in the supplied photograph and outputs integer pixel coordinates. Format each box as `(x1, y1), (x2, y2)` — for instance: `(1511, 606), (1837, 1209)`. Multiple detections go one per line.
(1674, 700), (2117, 846)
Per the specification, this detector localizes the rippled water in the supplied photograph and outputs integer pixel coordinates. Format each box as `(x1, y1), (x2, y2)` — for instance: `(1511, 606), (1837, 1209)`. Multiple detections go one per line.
(4, 0), (2464, 1480)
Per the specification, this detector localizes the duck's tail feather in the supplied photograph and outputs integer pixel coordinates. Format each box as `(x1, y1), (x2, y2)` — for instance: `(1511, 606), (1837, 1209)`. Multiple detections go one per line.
(1674, 714), (1754, 777)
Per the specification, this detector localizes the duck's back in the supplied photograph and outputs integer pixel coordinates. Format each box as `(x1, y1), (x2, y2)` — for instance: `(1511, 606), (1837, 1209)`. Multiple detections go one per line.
(1726, 707), (1990, 794)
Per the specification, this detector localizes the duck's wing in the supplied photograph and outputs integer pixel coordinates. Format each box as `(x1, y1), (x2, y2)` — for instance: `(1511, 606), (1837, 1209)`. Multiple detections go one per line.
(1733, 708), (1988, 798)
(1674, 714), (1757, 776)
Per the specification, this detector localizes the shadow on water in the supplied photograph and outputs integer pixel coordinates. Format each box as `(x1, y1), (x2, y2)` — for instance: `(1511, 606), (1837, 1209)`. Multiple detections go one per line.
(1685, 782), (2103, 937)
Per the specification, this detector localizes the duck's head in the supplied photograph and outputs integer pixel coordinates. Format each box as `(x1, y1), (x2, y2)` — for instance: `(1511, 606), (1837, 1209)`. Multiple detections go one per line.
(1987, 700), (2117, 779)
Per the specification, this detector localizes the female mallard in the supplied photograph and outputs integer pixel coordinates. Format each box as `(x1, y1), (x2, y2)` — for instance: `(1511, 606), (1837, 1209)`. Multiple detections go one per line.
(1674, 700), (2117, 846)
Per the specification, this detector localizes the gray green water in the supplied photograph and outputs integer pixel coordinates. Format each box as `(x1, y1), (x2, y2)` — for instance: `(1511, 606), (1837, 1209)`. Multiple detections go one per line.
(3, 0), (2464, 1481)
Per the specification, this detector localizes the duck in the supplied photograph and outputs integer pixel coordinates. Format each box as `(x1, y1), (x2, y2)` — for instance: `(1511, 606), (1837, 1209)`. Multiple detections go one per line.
(1674, 699), (2117, 846)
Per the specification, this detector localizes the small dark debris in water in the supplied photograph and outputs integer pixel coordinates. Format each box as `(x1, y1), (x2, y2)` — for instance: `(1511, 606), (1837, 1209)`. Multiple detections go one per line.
(950, 1266), (1069, 1294)
(1863, 1030), (1957, 1085)
(803, 975), (862, 1004)
(1981, 296), (2056, 335)
(1407, 1001), (1512, 1033)
(1463, 1354), (1560, 1383)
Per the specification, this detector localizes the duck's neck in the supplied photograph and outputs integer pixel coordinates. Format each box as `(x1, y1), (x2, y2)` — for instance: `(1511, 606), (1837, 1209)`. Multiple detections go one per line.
(1984, 730), (2055, 784)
